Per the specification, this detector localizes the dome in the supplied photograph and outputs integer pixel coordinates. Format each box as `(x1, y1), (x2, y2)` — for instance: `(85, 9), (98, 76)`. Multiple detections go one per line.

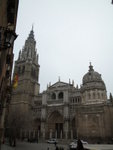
(82, 63), (106, 91)
(83, 64), (102, 84)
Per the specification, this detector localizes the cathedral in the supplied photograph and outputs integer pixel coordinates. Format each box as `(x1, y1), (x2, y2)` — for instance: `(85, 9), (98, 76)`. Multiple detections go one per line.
(10, 29), (113, 143)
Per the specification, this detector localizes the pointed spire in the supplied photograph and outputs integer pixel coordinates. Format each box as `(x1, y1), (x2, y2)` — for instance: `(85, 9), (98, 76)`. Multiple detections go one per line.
(32, 24), (34, 31)
(18, 50), (21, 60)
(58, 76), (60, 82)
(90, 62), (91, 66)
(28, 25), (35, 40)
(110, 92), (113, 100)
(47, 84), (48, 89)
(72, 80), (74, 86)
(69, 78), (71, 84)
(76, 84), (78, 89)
(49, 82), (51, 87)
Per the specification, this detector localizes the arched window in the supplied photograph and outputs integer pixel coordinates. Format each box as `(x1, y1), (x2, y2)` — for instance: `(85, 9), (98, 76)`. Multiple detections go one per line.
(31, 67), (36, 79)
(78, 97), (80, 103)
(18, 66), (21, 74)
(98, 92), (100, 99)
(58, 92), (63, 99)
(88, 93), (91, 99)
(101, 93), (104, 99)
(93, 92), (95, 99)
(31, 68), (33, 76)
(33, 70), (36, 78)
(51, 93), (56, 99)
(22, 66), (25, 74)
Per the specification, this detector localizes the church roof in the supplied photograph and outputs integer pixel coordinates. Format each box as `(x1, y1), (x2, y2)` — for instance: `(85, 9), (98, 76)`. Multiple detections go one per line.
(83, 63), (102, 84)
(48, 81), (73, 89)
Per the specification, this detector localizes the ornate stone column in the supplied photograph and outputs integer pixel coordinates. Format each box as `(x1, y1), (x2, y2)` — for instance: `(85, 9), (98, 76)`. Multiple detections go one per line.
(85, 114), (88, 137)
(38, 131), (39, 139)
(71, 130), (73, 139)
(41, 91), (47, 139)
(63, 90), (69, 139)
(28, 130), (30, 139)
(60, 130), (63, 139)
(41, 121), (46, 139)
(63, 119), (69, 139)
(55, 130), (57, 139)
(50, 129), (52, 139)
(85, 91), (88, 102)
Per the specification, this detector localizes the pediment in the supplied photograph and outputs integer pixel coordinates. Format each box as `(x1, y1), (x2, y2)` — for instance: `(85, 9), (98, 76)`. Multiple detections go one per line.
(50, 81), (69, 88)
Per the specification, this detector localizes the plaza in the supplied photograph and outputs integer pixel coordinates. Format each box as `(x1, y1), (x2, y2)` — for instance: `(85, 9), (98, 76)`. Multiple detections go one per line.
(1, 141), (113, 150)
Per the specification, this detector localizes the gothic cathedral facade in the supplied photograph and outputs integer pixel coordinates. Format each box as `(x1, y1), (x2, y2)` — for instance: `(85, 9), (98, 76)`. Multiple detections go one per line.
(11, 29), (113, 143)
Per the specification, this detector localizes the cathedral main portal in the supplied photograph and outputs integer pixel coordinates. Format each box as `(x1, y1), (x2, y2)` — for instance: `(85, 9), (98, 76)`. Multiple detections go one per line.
(47, 111), (63, 139)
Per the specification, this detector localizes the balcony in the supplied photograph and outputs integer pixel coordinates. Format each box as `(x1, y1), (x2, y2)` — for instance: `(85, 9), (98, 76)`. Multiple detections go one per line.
(47, 99), (63, 105)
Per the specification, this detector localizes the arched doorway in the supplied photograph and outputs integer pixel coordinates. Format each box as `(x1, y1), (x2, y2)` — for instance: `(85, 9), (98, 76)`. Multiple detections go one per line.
(47, 111), (63, 139)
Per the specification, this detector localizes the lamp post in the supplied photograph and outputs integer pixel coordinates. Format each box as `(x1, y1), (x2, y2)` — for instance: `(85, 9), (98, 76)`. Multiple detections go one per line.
(0, 26), (18, 50)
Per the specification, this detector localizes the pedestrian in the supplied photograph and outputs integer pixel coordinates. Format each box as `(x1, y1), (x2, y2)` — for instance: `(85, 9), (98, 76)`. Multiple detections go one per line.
(54, 141), (57, 147)
(76, 139), (84, 150)
(56, 146), (58, 150)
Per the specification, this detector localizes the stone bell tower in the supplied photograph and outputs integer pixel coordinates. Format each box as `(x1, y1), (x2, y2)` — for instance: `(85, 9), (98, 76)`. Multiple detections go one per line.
(12, 27), (40, 112)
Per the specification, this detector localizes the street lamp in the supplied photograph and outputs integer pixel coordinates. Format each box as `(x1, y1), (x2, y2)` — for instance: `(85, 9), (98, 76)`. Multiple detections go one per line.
(4, 29), (18, 48)
(0, 26), (18, 50)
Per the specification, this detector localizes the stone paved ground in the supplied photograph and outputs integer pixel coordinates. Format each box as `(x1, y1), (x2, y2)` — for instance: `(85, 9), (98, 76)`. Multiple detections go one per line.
(84, 144), (113, 150)
(1, 141), (113, 150)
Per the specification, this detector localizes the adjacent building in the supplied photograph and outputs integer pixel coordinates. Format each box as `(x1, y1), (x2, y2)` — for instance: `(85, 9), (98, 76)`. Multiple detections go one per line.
(0, 0), (19, 142)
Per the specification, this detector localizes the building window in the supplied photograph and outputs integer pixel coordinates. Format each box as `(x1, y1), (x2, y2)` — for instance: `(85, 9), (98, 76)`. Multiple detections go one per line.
(51, 93), (56, 99)
(22, 66), (25, 74)
(31, 67), (36, 79)
(58, 92), (63, 99)
(88, 93), (91, 99)
(101, 93), (104, 99)
(18, 66), (21, 74)
(31, 68), (33, 76)
(98, 92), (100, 99)
(93, 92), (95, 99)
(78, 97), (80, 103)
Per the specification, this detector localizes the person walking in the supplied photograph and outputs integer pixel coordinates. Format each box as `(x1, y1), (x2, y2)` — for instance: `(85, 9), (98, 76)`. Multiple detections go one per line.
(76, 139), (89, 150)
(76, 139), (84, 150)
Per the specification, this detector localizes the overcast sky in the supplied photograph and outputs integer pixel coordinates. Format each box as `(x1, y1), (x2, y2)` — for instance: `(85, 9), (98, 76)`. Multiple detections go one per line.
(14, 0), (113, 96)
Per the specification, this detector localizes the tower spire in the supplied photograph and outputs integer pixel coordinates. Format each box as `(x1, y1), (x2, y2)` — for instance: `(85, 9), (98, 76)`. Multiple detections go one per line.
(32, 24), (34, 31)
(90, 62), (91, 66)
